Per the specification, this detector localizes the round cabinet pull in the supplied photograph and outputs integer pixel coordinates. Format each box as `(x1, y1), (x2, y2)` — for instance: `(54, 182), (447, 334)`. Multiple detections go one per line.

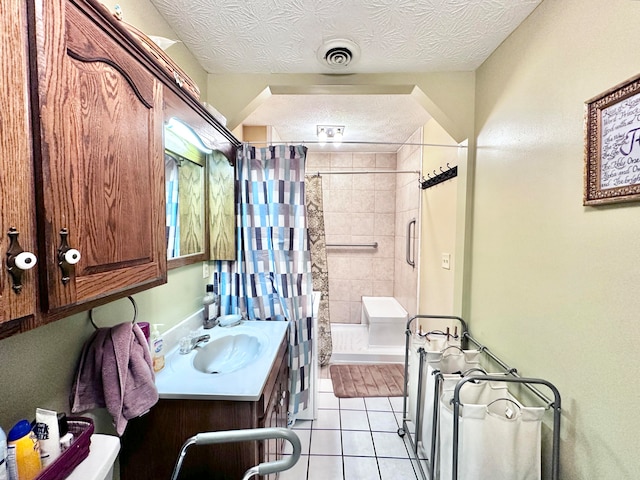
(58, 228), (81, 285)
(13, 251), (37, 271)
(64, 248), (81, 265)
(5, 227), (37, 293)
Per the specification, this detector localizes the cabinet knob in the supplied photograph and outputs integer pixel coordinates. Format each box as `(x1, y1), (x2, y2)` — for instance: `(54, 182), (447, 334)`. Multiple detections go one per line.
(63, 248), (81, 265)
(6, 227), (37, 293)
(58, 228), (81, 285)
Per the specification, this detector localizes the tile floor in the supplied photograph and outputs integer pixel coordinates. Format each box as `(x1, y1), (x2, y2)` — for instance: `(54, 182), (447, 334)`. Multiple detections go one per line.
(281, 373), (421, 480)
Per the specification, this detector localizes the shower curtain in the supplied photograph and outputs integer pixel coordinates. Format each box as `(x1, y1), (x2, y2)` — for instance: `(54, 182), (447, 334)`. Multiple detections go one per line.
(165, 153), (180, 257)
(216, 144), (313, 418)
(304, 174), (332, 365)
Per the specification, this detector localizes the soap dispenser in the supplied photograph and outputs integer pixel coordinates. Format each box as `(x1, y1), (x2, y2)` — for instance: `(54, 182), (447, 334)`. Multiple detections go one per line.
(150, 324), (165, 373)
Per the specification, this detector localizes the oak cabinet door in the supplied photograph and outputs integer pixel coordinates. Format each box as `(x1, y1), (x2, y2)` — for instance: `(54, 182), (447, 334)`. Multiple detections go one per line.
(31, 0), (166, 314)
(0, 0), (37, 326)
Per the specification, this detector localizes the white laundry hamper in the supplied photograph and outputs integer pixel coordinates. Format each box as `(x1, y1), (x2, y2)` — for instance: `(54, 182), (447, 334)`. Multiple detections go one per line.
(406, 332), (461, 440)
(438, 379), (545, 480)
(416, 347), (482, 462)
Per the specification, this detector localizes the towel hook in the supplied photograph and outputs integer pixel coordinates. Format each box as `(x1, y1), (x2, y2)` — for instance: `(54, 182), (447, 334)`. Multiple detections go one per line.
(89, 295), (138, 329)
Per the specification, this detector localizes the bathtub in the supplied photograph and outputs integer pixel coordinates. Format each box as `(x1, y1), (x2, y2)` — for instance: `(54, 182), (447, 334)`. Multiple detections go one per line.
(361, 296), (408, 348)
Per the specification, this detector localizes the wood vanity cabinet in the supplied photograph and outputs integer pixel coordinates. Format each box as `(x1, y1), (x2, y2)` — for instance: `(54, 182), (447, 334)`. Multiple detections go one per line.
(0, 0), (38, 330)
(120, 337), (290, 480)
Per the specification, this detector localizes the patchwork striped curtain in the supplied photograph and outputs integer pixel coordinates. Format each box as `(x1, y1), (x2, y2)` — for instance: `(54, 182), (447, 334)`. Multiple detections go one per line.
(165, 154), (180, 258)
(216, 144), (313, 417)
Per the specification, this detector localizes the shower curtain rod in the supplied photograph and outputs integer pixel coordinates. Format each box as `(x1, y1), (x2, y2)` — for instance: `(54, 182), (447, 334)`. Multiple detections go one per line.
(246, 140), (467, 148)
(311, 169), (420, 176)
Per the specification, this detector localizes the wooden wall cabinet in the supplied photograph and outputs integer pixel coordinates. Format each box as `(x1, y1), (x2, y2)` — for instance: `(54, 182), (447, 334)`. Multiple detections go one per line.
(0, 0), (240, 338)
(0, 0), (38, 333)
(29, 0), (167, 317)
(120, 338), (289, 480)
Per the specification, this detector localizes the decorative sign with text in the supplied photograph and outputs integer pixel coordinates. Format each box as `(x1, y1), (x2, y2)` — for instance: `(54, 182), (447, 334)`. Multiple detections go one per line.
(585, 73), (640, 205)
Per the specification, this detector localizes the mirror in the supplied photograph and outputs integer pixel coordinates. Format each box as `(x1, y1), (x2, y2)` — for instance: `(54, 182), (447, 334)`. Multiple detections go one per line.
(165, 118), (207, 262)
(163, 87), (239, 268)
(208, 150), (235, 260)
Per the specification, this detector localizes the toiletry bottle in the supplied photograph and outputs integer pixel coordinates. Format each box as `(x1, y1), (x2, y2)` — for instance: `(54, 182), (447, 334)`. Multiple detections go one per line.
(7, 420), (41, 480)
(34, 408), (60, 468)
(213, 273), (220, 318)
(56, 414), (73, 453)
(150, 324), (165, 373)
(203, 284), (216, 329)
(0, 427), (8, 480)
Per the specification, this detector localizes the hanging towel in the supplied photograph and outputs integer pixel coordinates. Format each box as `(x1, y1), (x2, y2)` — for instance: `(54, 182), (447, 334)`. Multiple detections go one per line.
(70, 322), (159, 436)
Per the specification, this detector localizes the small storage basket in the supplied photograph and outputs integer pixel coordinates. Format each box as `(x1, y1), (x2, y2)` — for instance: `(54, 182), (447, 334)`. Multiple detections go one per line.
(35, 417), (94, 480)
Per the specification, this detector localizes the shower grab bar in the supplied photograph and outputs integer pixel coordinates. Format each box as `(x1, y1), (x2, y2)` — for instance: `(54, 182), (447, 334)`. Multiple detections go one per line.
(326, 242), (378, 248)
(406, 218), (416, 268)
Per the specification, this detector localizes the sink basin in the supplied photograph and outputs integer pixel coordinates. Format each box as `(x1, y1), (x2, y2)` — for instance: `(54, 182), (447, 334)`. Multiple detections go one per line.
(192, 334), (263, 374)
(156, 318), (288, 400)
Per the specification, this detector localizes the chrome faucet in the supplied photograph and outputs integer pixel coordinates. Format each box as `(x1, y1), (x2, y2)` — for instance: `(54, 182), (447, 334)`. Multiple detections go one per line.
(179, 333), (210, 354)
(203, 315), (219, 330)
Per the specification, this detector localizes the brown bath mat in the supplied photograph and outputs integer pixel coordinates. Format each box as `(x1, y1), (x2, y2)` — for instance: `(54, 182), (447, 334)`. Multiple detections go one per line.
(329, 364), (404, 398)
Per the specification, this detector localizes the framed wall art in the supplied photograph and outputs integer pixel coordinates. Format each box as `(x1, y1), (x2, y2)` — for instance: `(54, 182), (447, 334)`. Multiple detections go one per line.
(584, 73), (640, 205)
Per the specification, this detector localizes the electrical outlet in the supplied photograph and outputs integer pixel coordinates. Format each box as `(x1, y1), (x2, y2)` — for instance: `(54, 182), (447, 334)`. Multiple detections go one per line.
(202, 262), (210, 279)
(441, 253), (451, 270)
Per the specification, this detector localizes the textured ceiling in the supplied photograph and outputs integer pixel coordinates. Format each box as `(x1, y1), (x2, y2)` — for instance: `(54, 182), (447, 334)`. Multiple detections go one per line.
(149, 0), (541, 74)
(243, 94), (432, 152)
(147, 0), (541, 152)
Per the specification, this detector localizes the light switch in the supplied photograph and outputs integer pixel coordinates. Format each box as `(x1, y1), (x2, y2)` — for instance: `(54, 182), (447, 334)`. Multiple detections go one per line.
(202, 262), (210, 279)
(441, 253), (451, 270)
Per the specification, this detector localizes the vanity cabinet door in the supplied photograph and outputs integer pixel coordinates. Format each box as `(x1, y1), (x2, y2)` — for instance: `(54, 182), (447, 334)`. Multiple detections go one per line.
(260, 344), (290, 479)
(0, 0), (37, 328)
(29, 0), (166, 315)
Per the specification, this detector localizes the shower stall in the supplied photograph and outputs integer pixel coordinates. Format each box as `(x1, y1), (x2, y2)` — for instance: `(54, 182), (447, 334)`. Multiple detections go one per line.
(305, 128), (423, 364)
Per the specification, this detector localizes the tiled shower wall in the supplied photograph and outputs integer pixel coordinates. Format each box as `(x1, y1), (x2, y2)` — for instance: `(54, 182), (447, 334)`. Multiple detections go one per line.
(306, 151), (397, 324)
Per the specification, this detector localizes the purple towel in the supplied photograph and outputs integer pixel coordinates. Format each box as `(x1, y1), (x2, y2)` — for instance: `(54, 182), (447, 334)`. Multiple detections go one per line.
(71, 322), (159, 436)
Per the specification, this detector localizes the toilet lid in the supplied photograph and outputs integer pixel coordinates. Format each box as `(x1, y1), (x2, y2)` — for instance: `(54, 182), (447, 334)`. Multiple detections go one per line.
(66, 434), (121, 480)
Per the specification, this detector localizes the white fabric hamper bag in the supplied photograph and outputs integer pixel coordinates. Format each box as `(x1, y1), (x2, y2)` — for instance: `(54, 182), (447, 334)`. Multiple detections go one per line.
(438, 379), (545, 480)
(406, 332), (461, 427)
(416, 348), (482, 462)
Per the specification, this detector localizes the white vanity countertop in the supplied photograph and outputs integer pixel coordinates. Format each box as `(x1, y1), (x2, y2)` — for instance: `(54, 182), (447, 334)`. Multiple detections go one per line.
(154, 317), (289, 401)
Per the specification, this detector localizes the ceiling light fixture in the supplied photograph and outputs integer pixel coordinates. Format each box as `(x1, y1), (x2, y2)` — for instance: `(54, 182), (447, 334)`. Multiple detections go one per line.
(317, 127), (328, 145)
(317, 125), (345, 146)
(166, 117), (212, 154)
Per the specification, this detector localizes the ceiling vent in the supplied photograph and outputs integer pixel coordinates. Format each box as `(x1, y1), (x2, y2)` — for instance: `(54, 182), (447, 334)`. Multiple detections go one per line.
(317, 38), (360, 70)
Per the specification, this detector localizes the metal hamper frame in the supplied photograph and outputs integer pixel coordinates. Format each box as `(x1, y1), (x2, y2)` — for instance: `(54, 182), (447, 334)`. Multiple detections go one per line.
(398, 314), (562, 480)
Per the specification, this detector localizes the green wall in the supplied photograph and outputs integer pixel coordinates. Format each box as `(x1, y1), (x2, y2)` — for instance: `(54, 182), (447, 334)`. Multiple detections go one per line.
(472, 0), (640, 477)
